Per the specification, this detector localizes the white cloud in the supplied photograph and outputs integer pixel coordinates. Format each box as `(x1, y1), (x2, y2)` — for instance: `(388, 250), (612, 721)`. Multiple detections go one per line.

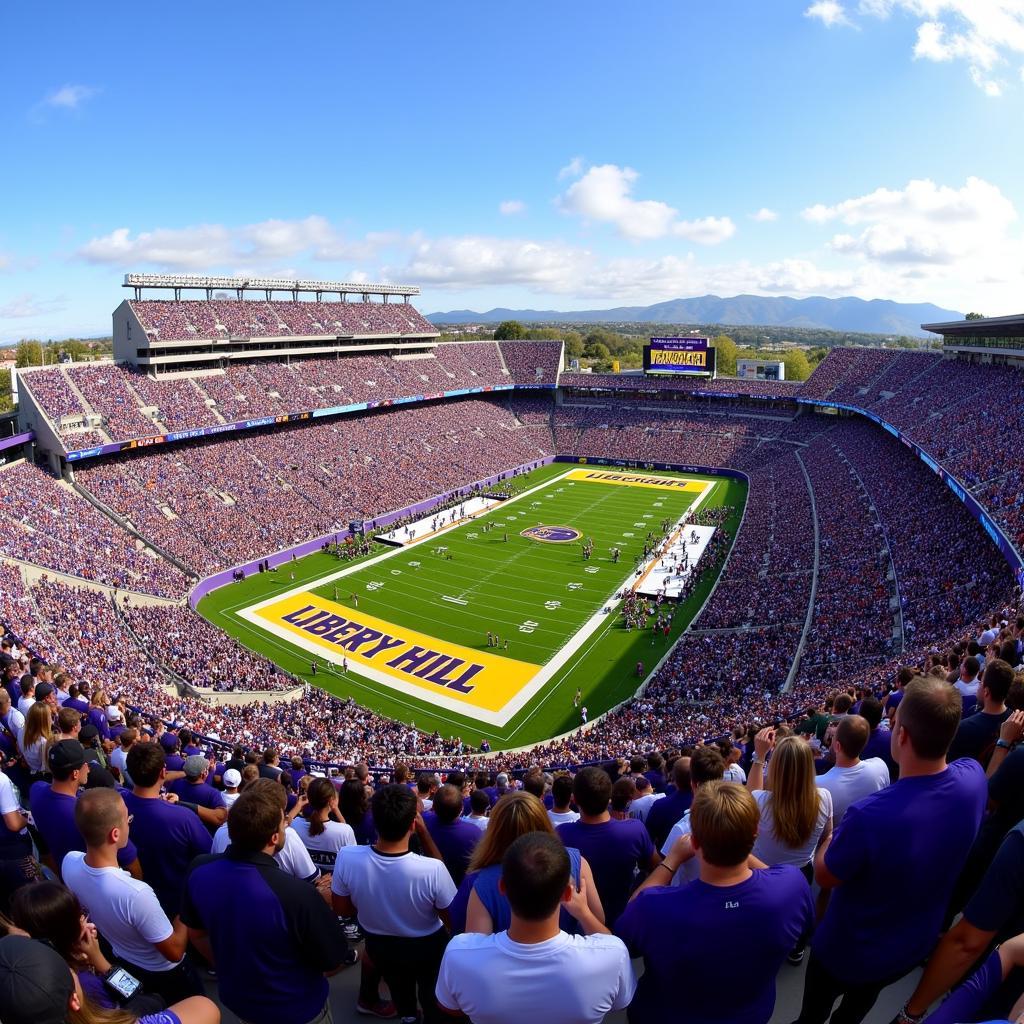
(0, 293), (67, 320)
(43, 84), (99, 110)
(76, 216), (386, 270)
(557, 156), (585, 180)
(805, 1), (853, 28)
(969, 66), (1003, 95)
(556, 163), (735, 243)
(498, 200), (526, 216)
(751, 207), (780, 222)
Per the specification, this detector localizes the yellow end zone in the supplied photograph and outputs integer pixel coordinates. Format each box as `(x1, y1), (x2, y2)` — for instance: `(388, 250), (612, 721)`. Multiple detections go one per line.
(566, 468), (706, 492)
(252, 592), (540, 714)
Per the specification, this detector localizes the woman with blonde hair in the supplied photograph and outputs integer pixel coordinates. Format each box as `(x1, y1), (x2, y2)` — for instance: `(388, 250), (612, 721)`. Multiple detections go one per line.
(456, 791), (604, 934)
(19, 702), (53, 779)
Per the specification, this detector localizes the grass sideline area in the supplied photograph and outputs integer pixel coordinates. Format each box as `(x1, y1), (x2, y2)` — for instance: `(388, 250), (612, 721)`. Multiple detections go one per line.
(197, 463), (747, 751)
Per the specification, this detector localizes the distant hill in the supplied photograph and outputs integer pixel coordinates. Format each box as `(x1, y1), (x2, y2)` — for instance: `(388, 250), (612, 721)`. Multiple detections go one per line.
(427, 294), (962, 337)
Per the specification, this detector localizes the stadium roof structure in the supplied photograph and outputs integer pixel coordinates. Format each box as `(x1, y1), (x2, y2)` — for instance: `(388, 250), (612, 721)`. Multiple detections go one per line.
(124, 273), (420, 301)
(922, 313), (1024, 337)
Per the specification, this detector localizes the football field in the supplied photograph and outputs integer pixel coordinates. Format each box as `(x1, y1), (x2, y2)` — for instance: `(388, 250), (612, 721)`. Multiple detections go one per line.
(199, 463), (746, 750)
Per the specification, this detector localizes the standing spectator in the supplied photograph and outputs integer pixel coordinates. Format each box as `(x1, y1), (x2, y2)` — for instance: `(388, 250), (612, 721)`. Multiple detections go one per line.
(168, 755), (228, 832)
(221, 767), (242, 807)
(557, 767), (660, 927)
(948, 658), (1014, 764)
(62, 787), (204, 1005)
(436, 833), (635, 1023)
(332, 783), (456, 1024)
(289, 776), (356, 872)
(465, 788), (491, 831)
(618, 781), (814, 1024)
(815, 717), (890, 827)
(0, 758), (36, 912)
(338, 777), (377, 846)
(645, 756), (692, 851)
(182, 787), (354, 1024)
(659, 746), (726, 886)
(795, 675), (987, 1024)
(859, 697), (898, 779)
(18, 703), (52, 781)
(547, 774), (580, 826)
(123, 742), (212, 917)
(423, 783), (482, 886)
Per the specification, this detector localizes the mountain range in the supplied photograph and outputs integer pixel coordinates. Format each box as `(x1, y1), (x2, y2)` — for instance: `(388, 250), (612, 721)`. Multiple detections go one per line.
(427, 294), (962, 337)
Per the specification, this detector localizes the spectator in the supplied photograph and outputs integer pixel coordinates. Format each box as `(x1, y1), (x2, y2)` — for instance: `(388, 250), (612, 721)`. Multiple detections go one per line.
(167, 756), (228, 832)
(221, 768), (242, 807)
(618, 781), (814, 1024)
(465, 788), (490, 831)
(30, 739), (141, 879)
(948, 658), (1014, 764)
(289, 776), (355, 873)
(182, 786), (354, 1024)
(338, 777), (377, 846)
(18, 702), (52, 780)
(815, 717), (890, 827)
(859, 696), (897, 779)
(645, 755), (692, 851)
(0, 756), (36, 912)
(122, 743), (212, 918)
(332, 784), (456, 1024)
(660, 745), (727, 886)
(423, 783), (481, 886)
(436, 832), (635, 1024)
(795, 676), (988, 1024)
(62, 787), (204, 1005)
(557, 767), (660, 927)
(547, 774), (579, 826)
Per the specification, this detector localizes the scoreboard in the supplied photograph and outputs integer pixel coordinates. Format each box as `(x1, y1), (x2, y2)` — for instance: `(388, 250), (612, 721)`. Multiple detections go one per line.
(643, 336), (716, 377)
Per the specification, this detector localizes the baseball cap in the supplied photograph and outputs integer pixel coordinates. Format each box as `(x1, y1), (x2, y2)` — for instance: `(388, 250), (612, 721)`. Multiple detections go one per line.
(78, 723), (100, 744)
(184, 754), (207, 779)
(0, 936), (73, 1024)
(34, 682), (54, 702)
(223, 768), (242, 788)
(160, 733), (180, 752)
(48, 739), (86, 774)
(106, 705), (122, 722)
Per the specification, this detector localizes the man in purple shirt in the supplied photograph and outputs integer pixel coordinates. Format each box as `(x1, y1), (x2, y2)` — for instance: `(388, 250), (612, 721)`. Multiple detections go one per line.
(29, 740), (141, 879)
(160, 733), (186, 773)
(422, 784), (481, 886)
(795, 675), (988, 1024)
(168, 755), (227, 833)
(618, 781), (813, 1024)
(557, 766), (660, 926)
(122, 742), (212, 917)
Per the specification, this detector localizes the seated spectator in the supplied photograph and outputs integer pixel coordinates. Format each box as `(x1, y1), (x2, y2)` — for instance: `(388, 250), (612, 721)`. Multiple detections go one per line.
(796, 676), (988, 1024)
(557, 767), (660, 927)
(30, 739), (141, 879)
(618, 781), (814, 1024)
(122, 743), (212, 918)
(332, 784), (456, 1024)
(436, 833), (635, 1024)
(422, 783), (481, 886)
(948, 658), (1014, 765)
(62, 787), (203, 1005)
(183, 786), (354, 1024)
(815, 717), (890, 827)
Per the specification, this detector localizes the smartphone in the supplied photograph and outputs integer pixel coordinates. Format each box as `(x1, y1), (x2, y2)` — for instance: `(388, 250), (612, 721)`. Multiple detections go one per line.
(104, 966), (142, 1001)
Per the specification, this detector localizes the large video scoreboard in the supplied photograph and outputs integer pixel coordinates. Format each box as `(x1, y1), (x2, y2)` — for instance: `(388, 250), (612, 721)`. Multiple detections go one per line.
(643, 336), (715, 377)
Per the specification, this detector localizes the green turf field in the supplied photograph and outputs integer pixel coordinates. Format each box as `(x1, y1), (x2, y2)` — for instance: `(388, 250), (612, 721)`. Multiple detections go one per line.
(198, 463), (746, 750)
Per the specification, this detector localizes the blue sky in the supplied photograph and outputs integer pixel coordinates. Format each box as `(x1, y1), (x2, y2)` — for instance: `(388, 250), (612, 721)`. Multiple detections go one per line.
(2, 0), (1023, 340)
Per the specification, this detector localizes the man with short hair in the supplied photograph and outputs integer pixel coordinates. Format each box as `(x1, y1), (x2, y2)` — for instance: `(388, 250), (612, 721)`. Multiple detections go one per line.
(557, 767), (660, 927)
(168, 755), (227, 832)
(815, 716), (890, 827)
(618, 781), (813, 1024)
(417, 772), (439, 811)
(62, 787), (202, 1004)
(627, 776), (663, 822)
(258, 746), (282, 780)
(436, 832), (636, 1023)
(548, 774), (580, 827)
(659, 746), (726, 886)
(948, 658), (1014, 764)
(332, 784), (457, 1024)
(34, 682), (58, 713)
(29, 739), (141, 879)
(858, 697), (897, 779)
(182, 788), (352, 1024)
(794, 676), (987, 1024)
(955, 655), (982, 704)
(465, 788), (490, 830)
(123, 742), (212, 917)
(422, 784), (480, 886)
(55, 706), (82, 741)
(645, 756), (693, 850)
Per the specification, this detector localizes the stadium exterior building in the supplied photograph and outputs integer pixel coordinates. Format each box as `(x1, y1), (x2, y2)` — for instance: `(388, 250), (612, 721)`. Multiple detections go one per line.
(922, 312), (1024, 367)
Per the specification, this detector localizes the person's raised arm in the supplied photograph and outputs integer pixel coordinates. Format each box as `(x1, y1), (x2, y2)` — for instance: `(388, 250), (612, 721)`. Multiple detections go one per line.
(987, 712), (1024, 779)
(747, 728), (775, 793)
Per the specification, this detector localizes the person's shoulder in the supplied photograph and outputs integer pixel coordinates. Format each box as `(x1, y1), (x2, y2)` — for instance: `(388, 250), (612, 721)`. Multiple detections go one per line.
(61, 849), (87, 875)
(446, 932), (498, 954)
(568, 931), (629, 955)
(947, 756), (987, 787)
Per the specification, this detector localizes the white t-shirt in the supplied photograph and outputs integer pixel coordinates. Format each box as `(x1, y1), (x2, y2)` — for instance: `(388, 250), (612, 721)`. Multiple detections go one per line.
(436, 930), (636, 1024)
(751, 787), (833, 868)
(61, 853), (178, 972)
(289, 816), (356, 872)
(222, 791), (240, 808)
(816, 758), (890, 826)
(110, 747), (129, 775)
(464, 814), (489, 831)
(548, 809), (580, 826)
(723, 763), (747, 785)
(955, 678), (980, 698)
(19, 734), (47, 773)
(660, 810), (699, 886)
(210, 822), (317, 880)
(628, 793), (664, 822)
(0, 771), (26, 835)
(1, 708), (24, 745)
(16, 696), (33, 719)
(332, 846), (456, 937)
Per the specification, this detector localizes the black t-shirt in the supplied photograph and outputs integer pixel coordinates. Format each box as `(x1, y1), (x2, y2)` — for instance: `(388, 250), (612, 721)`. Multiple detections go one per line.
(948, 710), (1011, 765)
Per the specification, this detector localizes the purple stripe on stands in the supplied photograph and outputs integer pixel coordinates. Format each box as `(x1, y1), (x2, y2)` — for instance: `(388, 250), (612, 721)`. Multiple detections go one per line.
(188, 455), (556, 608)
(0, 431), (32, 453)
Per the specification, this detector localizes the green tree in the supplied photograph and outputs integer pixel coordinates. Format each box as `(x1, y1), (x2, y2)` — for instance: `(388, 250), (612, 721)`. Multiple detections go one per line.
(965, 312), (985, 320)
(711, 334), (738, 376)
(493, 320), (526, 340)
(15, 340), (43, 368)
(781, 349), (811, 381)
(564, 335), (584, 359)
(584, 341), (610, 361)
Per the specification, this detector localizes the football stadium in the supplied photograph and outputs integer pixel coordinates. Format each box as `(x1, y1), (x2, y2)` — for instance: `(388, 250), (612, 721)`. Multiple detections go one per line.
(7, 5), (1024, 1024)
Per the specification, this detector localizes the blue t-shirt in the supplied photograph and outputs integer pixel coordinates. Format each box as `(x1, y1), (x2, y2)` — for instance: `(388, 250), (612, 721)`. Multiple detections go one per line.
(925, 949), (1003, 1024)
(645, 789), (693, 851)
(813, 758), (987, 983)
(616, 866), (814, 1024)
(167, 778), (227, 811)
(29, 783), (138, 873)
(556, 818), (656, 926)
(122, 792), (212, 916)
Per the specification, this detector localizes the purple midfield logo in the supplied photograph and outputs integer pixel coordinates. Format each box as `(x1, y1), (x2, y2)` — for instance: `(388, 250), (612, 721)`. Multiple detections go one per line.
(521, 525), (582, 543)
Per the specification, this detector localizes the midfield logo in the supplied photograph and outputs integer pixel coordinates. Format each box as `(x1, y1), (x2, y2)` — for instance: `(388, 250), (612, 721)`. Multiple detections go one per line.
(520, 525), (582, 543)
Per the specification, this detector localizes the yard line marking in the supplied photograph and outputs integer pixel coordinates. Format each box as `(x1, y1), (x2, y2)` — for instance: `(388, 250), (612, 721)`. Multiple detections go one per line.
(442, 595), (468, 606)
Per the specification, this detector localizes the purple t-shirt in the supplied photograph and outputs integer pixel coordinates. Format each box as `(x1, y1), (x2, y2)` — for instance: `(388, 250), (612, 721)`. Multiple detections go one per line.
(556, 818), (656, 925)
(616, 866), (814, 1024)
(86, 708), (111, 741)
(422, 812), (481, 886)
(29, 783), (138, 873)
(122, 792), (212, 916)
(168, 778), (227, 811)
(813, 758), (987, 984)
